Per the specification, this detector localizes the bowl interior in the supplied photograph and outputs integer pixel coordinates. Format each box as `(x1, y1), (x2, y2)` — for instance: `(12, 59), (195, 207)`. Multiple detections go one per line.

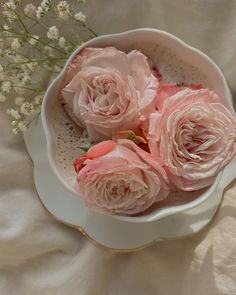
(42, 29), (231, 222)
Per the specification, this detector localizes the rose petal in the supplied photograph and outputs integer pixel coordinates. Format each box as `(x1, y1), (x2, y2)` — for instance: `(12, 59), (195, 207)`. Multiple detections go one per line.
(86, 140), (116, 159)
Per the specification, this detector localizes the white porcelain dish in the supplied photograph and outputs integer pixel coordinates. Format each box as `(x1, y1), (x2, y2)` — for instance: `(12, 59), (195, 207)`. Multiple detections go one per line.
(41, 28), (235, 223)
(24, 117), (236, 251)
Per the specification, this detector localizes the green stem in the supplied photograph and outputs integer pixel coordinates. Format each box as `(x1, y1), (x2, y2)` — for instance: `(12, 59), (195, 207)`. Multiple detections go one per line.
(13, 85), (42, 92)
(0, 35), (23, 39)
(72, 30), (85, 44)
(46, 70), (61, 74)
(0, 1), (29, 34)
(0, 25), (67, 56)
(0, 27), (25, 37)
(70, 14), (97, 37)
(27, 21), (40, 31)
(8, 52), (35, 62)
(77, 146), (90, 152)
(30, 35), (67, 55)
(7, 56), (65, 66)
(24, 113), (41, 129)
(23, 15), (51, 30)
(16, 15), (29, 34)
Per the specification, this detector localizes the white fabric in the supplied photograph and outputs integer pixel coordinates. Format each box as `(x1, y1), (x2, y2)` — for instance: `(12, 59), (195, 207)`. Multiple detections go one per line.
(1, 1), (236, 294)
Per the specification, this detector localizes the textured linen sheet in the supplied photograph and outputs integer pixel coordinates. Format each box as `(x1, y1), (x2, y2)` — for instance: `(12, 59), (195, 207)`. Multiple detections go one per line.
(0, 1), (236, 294)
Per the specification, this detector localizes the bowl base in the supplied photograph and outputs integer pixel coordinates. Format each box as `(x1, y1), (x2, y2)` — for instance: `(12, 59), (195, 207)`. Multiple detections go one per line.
(23, 118), (229, 252)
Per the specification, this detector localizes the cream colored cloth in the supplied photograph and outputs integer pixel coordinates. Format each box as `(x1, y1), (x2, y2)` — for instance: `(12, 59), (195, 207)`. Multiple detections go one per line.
(1, 1), (236, 294)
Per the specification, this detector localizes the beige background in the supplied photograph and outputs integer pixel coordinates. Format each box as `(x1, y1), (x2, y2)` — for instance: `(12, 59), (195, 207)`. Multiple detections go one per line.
(1, 1), (236, 294)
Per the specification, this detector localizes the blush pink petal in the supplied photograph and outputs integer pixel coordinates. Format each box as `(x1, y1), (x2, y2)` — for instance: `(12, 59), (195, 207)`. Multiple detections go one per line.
(62, 47), (128, 86)
(155, 83), (202, 110)
(86, 140), (116, 159)
(148, 112), (163, 157)
(76, 140), (170, 216)
(127, 50), (159, 118)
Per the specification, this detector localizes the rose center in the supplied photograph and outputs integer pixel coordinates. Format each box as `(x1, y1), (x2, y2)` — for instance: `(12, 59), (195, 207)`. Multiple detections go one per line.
(96, 78), (113, 95)
(177, 117), (217, 160)
(110, 180), (131, 198)
(90, 76), (123, 115)
(103, 177), (147, 206)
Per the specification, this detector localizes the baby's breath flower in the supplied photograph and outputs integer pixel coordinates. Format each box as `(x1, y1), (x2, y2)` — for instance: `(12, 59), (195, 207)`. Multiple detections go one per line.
(29, 39), (36, 46)
(2, 8), (17, 22)
(0, 0), (96, 135)
(0, 92), (7, 102)
(64, 45), (72, 53)
(24, 3), (36, 17)
(8, 108), (21, 119)
(0, 65), (4, 81)
(20, 102), (34, 116)
(16, 72), (25, 81)
(27, 62), (39, 72)
(3, 24), (10, 31)
(12, 127), (19, 134)
(34, 95), (43, 105)
(18, 121), (27, 132)
(74, 12), (86, 22)
(15, 96), (25, 106)
(54, 65), (62, 72)
(41, 0), (51, 12)
(29, 35), (39, 46)
(4, 1), (17, 11)
(31, 105), (41, 115)
(41, 0), (50, 6)
(11, 38), (21, 51)
(47, 26), (59, 40)
(1, 81), (12, 93)
(59, 36), (66, 48)
(44, 46), (53, 56)
(36, 6), (44, 19)
(57, 1), (70, 19)
(5, 48), (16, 58)
(21, 75), (30, 85)
(12, 0), (21, 6)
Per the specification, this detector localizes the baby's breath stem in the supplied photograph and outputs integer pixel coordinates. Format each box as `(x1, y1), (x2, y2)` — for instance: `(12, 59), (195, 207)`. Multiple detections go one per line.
(0, 1), (97, 135)
(13, 86), (42, 92)
(15, 14), (30, 34)
(30, 35), (67, 55)
(0, 26), (67, 56)
(23, 14), (52, 30)
(0, 0), (29, 34)
(71, 30), (85, 43)
(8, 56), (65, 66)
(0, 25), (23, 35)
(70, 14), (97, 37)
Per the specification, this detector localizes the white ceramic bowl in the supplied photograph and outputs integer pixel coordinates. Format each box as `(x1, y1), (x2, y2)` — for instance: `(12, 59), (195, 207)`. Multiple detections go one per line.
(41, 28), (233, 223)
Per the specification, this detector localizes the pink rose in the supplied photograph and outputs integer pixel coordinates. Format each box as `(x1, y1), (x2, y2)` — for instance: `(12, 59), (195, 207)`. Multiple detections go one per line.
(148, 88), (236, 191)
(74, 139), (169, 215)
(61, 47), (159, 142)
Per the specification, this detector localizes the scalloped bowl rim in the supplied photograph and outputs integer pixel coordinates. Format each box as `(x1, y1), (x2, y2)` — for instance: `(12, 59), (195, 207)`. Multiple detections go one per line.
(41, 28), (231, 223)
